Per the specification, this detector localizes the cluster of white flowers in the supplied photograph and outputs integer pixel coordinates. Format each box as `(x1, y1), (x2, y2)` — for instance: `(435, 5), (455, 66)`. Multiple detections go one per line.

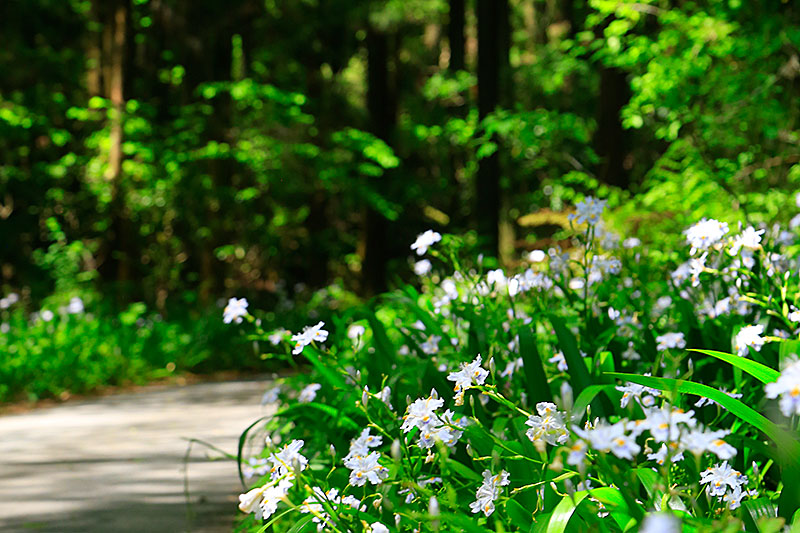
(765, 358), (800, 417)
(401, 390), (468, 450)
(733, 324), (766, 357)
(238, 440), (308, 520)
(0, 292), (19, 309)
(684, 218), (729, 254)
(700, 461), (756, 510)
(411, 230), (442, 256)
(525, 402), (568, 447)
(568, 196), (607, 225)
(343, 428), (389, 486)
(446, 354), (488, 405)
(572, 403), (737, 466)
(655, 332), (685, 351)
(290, 321), (329, 355)
(469, 470), (510, 517)
(223, 297), (249, 324)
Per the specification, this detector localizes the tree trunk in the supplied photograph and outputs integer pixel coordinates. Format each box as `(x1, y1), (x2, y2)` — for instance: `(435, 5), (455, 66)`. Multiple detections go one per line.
(448, 0), (465, 71)
(476, 0), (509, 257)
(363, 29), (395, 295)
(594, 67), (631, 189)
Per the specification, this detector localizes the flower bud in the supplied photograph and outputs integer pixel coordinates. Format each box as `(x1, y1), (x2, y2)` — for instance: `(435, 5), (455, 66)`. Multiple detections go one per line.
(391, 439), (402, 462)
(362, 386), (369, 406)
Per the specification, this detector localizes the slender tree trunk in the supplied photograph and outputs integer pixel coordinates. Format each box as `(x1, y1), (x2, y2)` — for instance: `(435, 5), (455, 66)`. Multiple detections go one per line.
(448, 0), (465, 71)
(476, 0), (508, 257)
(594, 67), (630, 189)
(363, 29), (395, 294)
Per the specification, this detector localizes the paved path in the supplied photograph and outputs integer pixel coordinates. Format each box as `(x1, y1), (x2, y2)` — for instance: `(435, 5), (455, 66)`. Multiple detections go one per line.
(0, 378), (275, 532)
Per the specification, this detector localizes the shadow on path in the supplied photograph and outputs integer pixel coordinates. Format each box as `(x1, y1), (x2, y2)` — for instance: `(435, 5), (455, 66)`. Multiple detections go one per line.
(0, 378), (274, 532)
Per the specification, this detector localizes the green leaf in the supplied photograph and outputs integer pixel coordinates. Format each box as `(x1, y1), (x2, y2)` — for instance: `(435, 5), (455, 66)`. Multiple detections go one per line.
(546, 491), (590, 533)
(689, 349), (779, 384)
(549, 315), (595, 405)
(363, 308), (394, 378)
(303, 346), (347, 390)
(519, 327), (553, 405)
(506, 498), (534, 530)
(570, 384), (616, 422)
(274, 402), (360, 431)
(237, 414), (272, 487)
(742, 498), (778, 532)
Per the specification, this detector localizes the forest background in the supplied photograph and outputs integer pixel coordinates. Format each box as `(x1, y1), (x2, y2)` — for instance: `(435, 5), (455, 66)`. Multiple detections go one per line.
(2, 0), (800, 401)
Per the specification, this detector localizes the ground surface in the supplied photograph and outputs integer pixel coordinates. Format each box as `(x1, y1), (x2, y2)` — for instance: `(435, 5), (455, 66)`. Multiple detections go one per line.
(0, 378), (274, 532)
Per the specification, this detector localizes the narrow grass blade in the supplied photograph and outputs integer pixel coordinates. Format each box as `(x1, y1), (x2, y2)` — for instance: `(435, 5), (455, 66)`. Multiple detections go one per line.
(689, 349), (779, 384)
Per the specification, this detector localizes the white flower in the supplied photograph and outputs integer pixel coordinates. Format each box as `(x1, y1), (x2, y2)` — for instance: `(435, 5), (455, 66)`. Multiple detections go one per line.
(647, 443), (683, 465)
(238, 476), (293, 520)
(574, 420), (640, 460)
(671, 262), (691, 285)
(622, 342), (641, 361)
(469, 470), (510, 517)
(401, 391), (444, 433)
(261, 386), (281, 405)
(67, 297), (84, 314)
(487, 269), (507, 287)
(641, 405), (696, 442)
(347, 324), (366, 340)
(700, 461), (753, 509)
(688, 252), (707, 287)
(298, 383), (321, 403)
(685, 219), (729, 254)
(368, 523), (390, 533)
(639, 512), (681, 533)
(525, 402), (568, 446)
(223, 297), (249, 324)
(549, 351), (568, 371)
(420, 334), (441, 355)
(734, 324), (766, 357)
(345, 428), (383, 460)
(411, 230), (442, 255)
(729, 226), (764, 255)
(568, 196), (607, 225)
(267, 439), (308, 479)
(268, 328), (289, 345)
(499, 357), (524, 378)
(528, 249), (546, 262)
(446, 354), (488, 405)
(414, 259), (433, 275)
(566, 440), (588, 467)
(623, 237), (642, 249)
(655, 332), (685, 351)
(376, 385), (393, 410)
(344, 451), (389, 486)
(291, 321), (329, 354)
(40, 309), (54, 322)
(765, 358), (800, 417)
(616, 378), (661, 408)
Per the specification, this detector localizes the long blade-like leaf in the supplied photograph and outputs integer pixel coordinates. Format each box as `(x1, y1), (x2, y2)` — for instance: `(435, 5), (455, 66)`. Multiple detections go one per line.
(689, 349), (779, 384)
(606, 373), (800, 460)
(519, 327), (553, 405)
